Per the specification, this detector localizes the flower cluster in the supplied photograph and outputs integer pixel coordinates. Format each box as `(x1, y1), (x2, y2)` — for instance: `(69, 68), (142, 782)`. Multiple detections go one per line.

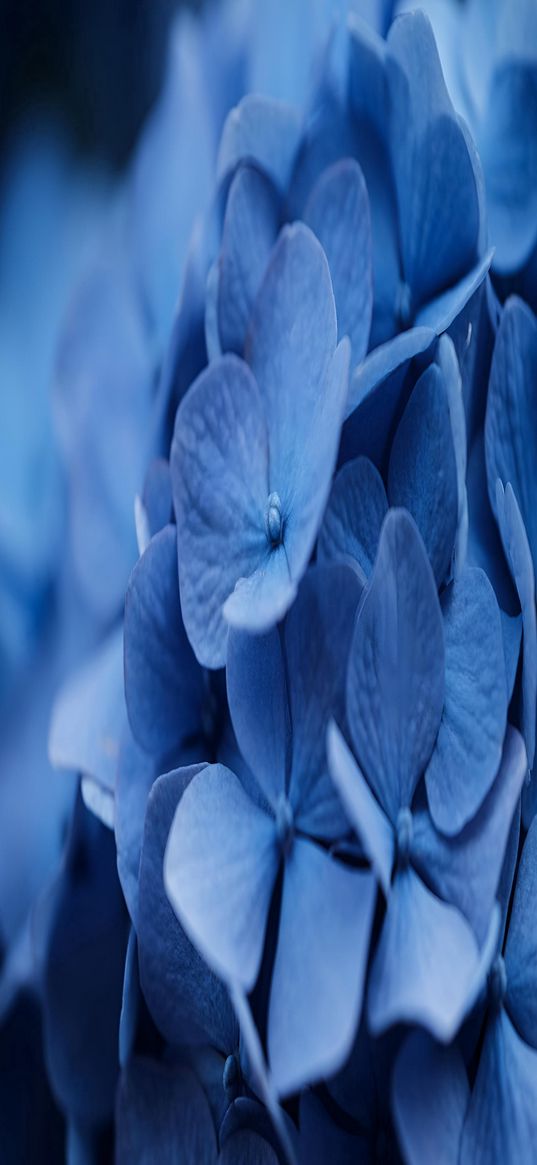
(12, 0), (537, 1161)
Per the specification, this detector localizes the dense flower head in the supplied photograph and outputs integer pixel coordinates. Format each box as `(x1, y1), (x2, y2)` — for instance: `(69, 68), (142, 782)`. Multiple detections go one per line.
(3, 0), (537, 1161)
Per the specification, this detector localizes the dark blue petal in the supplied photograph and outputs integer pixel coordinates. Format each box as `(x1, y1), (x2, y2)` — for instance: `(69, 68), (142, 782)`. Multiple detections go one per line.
(171, 354), (270, 668)
(425, 568), (507, 835)
(505, 816), (537, 1048)
(119, 927), (139, 1069)
(388, 361), (459, 586)
(393, 1031), (469, 1165)
(485, 297), (537, 567)
(304, 158), (373, 365)
(134, 457), (172, 555)
(347, 509), (444, 823)
(227, 625), (287, 811)
(218, 165), (280, 355)
(115, 728), (157, 926)
(138, 765), (237, 1052)
(116, 1059), (217, 1165)
(318, 457), (388, 583)
(124, 525), (205, 756)
(268, 839), (375, 1095)
(460, 1009), (537, 1165)
(327, 722), (394, 896)
(387, 11), (480, 310)
(415, 251), (493, 333)
(299, 1091), (369, 1165)
(413, 727), (527, 945)
(368, 866), (479, 1040)
(285, 565), (361, 839)
(496, 481), (537, 770)
(164, 765), (278, 990)
(217, 95), (301, 192)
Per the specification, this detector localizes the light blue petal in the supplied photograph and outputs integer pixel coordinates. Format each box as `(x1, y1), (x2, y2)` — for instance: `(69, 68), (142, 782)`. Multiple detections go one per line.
(505, 816), (537, 1048)
(304, 158), (373, 365)
(318, 457), (388, 583)
(327, 722), (394, 896)
(268, 838), (375, 1095)
(393, 1032), (469, 1165)
(164, 764), (278, 990)
(222, 546), (297, 635)
(124, 525), (205, 756)
(388, 362), (459, 586)
(347, 509), (444, 822)
(425, 568), (507, 835)
(460, 1009), (537, 1165)
(171, 354), (269, 668)
(413, 727), (527, 945)
(218, 165), (280, 355)
(368, 865), (480, 1040)
(217, 95), (301, 192)
(138, 765), (237, 1053)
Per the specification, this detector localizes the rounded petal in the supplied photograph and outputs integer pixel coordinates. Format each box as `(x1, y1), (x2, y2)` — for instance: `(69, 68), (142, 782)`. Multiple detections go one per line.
(318, 457), (388, 583)
(218, 165), (280, 355)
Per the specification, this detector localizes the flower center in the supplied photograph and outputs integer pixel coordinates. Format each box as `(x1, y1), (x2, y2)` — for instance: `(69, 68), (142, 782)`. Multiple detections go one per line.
(276, 793), (294, 857)
(395, 281), (414, 330)
(396, 808), (413, 868)
(266, 491), (283, 547)
(488, 954), (507, 1009)
(222, 1053), (241, 1101)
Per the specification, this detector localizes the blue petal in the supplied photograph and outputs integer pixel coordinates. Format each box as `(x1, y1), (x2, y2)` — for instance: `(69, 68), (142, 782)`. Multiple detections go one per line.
(482, 61), (537, 273)
(412, 726), (527, 946)
(485, 297), (537, 567)
(327, 722), (394, 896)
(268, 838), (375, 1094)
(415, 251), (493, 333)
(205, 260), (222, 363)
(124, 525), (205, 756)
(115, 727), (157, 926)
(496, 481), (537, 770)
(222, 546), (297, 635)
(346, 324), (435, 418)
(425, 568), (507, 835)
(460, 1008), (537, 1165)
(318, 457), (388, 584)
(347, 509), (444, 823)
(393, 1032), (469, 1165)
(49, 626), (125, 816)
(285, 565), (361, 840)
(226, 623), (287, 811)
(171, 354), (270, 668)
(218, 165), (280, 355)
(116, 1059), (217, 1165)
(387, 11), (480, 311)
(219, 1131), (279, 1165)
(438, 333), (468, 578)
(368, 865), (479, 1040)
(217, 95), (301, 192)
(388, 361), (459, 586)
(164, 764), (278, 990)
(138, 765), (237, 1052)
(299, 1091), (369, 1165)
(134, 457), (172, 555)
(119, 928), (139, 1069)
(505, 816), (537, 1048)
(245, 224), (346, 580)
(304, 158), (373, 365)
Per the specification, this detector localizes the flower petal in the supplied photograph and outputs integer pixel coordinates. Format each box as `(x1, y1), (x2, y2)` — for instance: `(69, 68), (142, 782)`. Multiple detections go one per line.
(460, 1009), (537, 1165)
(413, 726), (527, 946)
(171, 354), (269, 668)
(164, 764), (278, 991)
(496, 481), (537, 770)
(124, 525), (205, 757)
(116, 1059), (217, 1165)
(217, 95), (301, 191)
(482, 61), (537, 273)
(268, 838), (375, 1095)
(327, 722), (394, 896)
(425, 568), (507, 835)
(368, 865), (479, 1040)
(318, 457), (388, 584)
(393, 1031), (469, 1165)
(505, 816), (537, 1048)
(226, 624), (287, 811)
(304, 158), (373, 365)
(218, 165), (280, 355)
(347, 509), (444, 822)
(138, 765), (237, 1053)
